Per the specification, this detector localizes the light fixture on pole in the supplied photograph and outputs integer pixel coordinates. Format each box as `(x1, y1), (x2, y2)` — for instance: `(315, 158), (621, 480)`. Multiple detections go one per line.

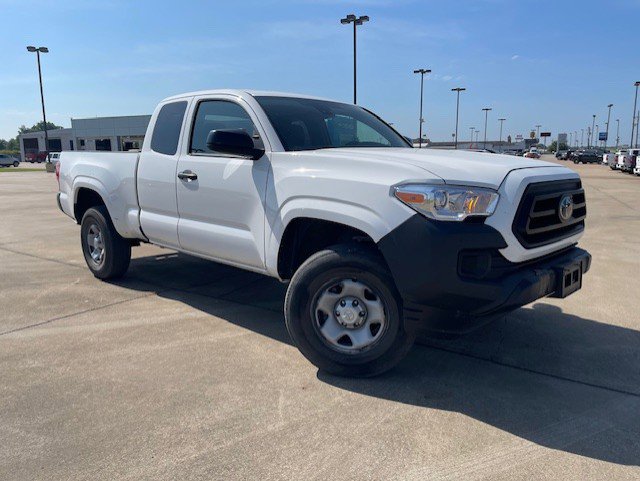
(340, 14), (369, 105)
(498, 118), (506, 152)
(605, 103), (613, 151)
(413, 68), (431, 149)
(482, 108), (492, 149)
(630, 82), (640, 148)
(26, 45), (50, 162)
(451, 87), (465, 149)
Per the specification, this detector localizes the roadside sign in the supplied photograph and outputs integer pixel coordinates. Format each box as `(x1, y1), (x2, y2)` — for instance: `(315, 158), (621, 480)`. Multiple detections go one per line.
(530, 131), (536, 139)
(540, 132), (551, 138)
(599, 132), (608, 141)
(516, 134), (523, 141)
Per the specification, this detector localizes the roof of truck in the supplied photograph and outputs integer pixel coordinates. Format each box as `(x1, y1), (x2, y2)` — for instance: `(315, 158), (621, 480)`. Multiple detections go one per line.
(162, 89), (334, 103)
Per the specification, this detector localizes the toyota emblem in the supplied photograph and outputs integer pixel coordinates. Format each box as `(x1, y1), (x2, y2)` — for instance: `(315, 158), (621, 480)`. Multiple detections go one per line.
(558, 194), (574, 223)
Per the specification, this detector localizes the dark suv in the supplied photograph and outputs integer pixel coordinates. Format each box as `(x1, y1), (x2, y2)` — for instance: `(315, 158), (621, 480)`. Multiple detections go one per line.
(572, 149), (600, 164)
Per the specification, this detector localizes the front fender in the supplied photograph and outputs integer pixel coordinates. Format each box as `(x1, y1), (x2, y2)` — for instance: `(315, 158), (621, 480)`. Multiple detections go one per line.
(264, 196), (412, 277)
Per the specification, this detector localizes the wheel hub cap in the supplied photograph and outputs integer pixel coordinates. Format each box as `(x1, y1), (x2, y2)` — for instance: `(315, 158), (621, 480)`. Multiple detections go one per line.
(334, 296), (367, 328)
(87, 224), (104, 265)
(314, 279), (387, 353)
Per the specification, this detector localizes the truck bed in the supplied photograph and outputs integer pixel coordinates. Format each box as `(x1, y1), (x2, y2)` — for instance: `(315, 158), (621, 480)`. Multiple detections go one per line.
(58, 151), (144, 239)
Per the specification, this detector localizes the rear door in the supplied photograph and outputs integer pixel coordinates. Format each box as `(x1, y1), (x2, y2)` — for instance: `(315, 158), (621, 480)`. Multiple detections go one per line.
(137, 99), (190, 248)
(175, 95), (270, 270)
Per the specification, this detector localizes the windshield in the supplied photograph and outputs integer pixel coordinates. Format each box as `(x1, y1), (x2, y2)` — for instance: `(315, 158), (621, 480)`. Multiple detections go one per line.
(255, 96), (410, 151)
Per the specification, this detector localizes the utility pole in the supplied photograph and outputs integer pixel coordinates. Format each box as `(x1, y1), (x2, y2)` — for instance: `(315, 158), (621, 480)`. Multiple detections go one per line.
(632, 82), (640, 148)
(451, 87), (465, 149)
(26, 46), (50, 161)
(340, 14), (369, 104)
(413, 68), (431, 148)
(498, 118), (506, 152)
(482, 107), (492, 149)
(605, 103), (613, 151)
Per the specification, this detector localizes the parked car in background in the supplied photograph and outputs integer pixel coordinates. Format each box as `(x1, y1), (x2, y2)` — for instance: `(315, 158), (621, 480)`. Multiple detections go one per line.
(57, 89), (591, 377)
(49, 152), (61, 165)
(634, 162), (640, 176)
(602, 152), (615, 165)
(617, 148), (640, 173)
(556, 150), (572, 160)
(25, 151), (49, 163)
(572, 149), (601, 164)
(523, 148), (541, 159)
(0, 154), (20, 167)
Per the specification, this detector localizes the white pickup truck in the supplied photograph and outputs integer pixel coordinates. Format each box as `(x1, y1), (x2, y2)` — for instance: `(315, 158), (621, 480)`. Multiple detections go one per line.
(57, 90), (591, 376)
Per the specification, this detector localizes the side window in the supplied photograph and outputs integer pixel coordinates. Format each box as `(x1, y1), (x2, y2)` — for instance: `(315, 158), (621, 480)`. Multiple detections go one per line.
(150, 101), (188, 155)
(190, 100), (258, 155)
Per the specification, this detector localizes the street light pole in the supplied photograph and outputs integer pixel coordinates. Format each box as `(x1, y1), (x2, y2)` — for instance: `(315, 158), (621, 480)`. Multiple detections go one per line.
(535, 124), (541, 142)
(26, 45), (50, 162)
(631, 82), (640, 148)
(590, 114), (596, 148)
(595, 125), (599, 148)
(482, 107), (492, 149)
(581, 129), (584, 148)
(498, 118), (506, 152)
(451, 87), (465, 149)
(616, 119), (620, 148)
(605, 103), (613, 151)
(340, 14), (369, 105)
(413, 68), (431, 149)
(469, 127), (475, 147)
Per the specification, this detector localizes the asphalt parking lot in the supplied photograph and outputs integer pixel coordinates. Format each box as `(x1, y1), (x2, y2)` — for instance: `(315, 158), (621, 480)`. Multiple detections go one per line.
(1, 156), (639, 480)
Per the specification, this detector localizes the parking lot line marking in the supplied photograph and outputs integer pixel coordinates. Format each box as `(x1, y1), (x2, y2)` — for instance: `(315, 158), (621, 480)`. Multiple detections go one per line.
(0, 244), (84, 270)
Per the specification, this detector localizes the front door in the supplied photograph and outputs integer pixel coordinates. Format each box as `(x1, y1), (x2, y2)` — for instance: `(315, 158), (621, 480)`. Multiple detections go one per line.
(176, 97), (269, 270)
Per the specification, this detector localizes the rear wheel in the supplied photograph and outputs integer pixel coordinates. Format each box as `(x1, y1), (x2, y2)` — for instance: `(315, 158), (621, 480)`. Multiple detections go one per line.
(285, 243), (414, 377)
(80, 206), (131, 279)
(12, 161), (19, 167)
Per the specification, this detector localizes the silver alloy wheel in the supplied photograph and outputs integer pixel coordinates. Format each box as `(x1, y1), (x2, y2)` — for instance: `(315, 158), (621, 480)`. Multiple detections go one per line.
(314, 278), (387, 353)
(86, 223), (105, 266)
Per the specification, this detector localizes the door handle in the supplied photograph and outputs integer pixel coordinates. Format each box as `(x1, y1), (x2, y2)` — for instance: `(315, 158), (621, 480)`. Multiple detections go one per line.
(178, 170), (198, 181)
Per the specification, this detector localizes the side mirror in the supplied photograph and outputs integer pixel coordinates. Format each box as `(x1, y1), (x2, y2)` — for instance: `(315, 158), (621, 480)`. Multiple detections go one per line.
(206, 129), (264, 160)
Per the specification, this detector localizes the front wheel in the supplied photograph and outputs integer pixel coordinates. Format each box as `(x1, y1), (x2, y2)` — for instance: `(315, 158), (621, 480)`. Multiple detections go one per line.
(12, 161), (19, 167)
(80, 206), (131, 280)
(285, 244), (414, 377)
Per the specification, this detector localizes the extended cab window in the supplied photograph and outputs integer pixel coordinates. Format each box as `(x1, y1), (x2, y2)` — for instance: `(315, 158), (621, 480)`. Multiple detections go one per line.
(150, 101), (187, 155)
(190, 100), (259, 155)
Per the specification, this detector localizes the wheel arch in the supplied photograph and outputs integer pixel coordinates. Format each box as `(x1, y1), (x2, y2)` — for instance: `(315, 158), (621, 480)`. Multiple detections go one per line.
(275, 216), (389, 281)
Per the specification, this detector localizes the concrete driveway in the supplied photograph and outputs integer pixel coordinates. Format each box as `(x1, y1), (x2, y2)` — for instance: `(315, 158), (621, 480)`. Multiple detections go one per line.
(1, 158), (639, 480)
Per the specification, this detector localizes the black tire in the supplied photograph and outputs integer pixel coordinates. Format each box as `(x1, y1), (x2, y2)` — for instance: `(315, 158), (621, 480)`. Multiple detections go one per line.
(285, 243), (414, 377)
(12, 161), (19, 167)
(80, 206), (131, 280)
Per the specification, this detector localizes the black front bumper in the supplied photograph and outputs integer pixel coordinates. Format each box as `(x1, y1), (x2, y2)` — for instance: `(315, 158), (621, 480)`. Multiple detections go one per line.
(377, 214), (591, 335)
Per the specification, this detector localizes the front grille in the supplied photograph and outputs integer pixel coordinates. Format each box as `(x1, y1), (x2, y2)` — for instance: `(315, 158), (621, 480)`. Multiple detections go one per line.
(512, 180), (586, 248)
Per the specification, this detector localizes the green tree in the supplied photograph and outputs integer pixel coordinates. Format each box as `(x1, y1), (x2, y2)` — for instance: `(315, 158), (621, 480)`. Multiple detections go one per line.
(549, 141), (569, 152)
(18, 121), (64, 134)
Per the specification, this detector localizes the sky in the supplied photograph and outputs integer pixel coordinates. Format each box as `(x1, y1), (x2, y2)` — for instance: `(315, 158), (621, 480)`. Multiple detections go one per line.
(1, 0), (639, 144)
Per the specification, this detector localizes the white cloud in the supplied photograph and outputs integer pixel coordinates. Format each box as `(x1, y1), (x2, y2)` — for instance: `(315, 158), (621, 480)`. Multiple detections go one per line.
(511, 54), (520, 60)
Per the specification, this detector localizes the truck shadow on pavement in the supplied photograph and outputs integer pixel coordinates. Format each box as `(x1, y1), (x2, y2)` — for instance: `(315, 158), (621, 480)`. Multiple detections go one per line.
(115, 252), (640, 467)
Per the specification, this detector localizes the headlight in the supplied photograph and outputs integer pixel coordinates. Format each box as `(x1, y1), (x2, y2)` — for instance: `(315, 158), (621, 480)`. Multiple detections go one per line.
(393, 184), (499, 221)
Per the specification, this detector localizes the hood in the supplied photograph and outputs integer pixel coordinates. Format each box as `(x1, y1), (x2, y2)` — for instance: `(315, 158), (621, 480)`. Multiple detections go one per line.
(307, 147), (565, 189)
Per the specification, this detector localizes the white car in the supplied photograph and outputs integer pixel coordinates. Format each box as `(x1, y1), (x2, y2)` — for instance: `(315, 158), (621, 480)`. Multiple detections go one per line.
(57, 90), (591, 377)
(49, 152), (61, 165)
(0, 153), (20, 167)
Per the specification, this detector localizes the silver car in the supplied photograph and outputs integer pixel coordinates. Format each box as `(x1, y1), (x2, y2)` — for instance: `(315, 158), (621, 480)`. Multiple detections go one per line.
(0, 154), (20, 167)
